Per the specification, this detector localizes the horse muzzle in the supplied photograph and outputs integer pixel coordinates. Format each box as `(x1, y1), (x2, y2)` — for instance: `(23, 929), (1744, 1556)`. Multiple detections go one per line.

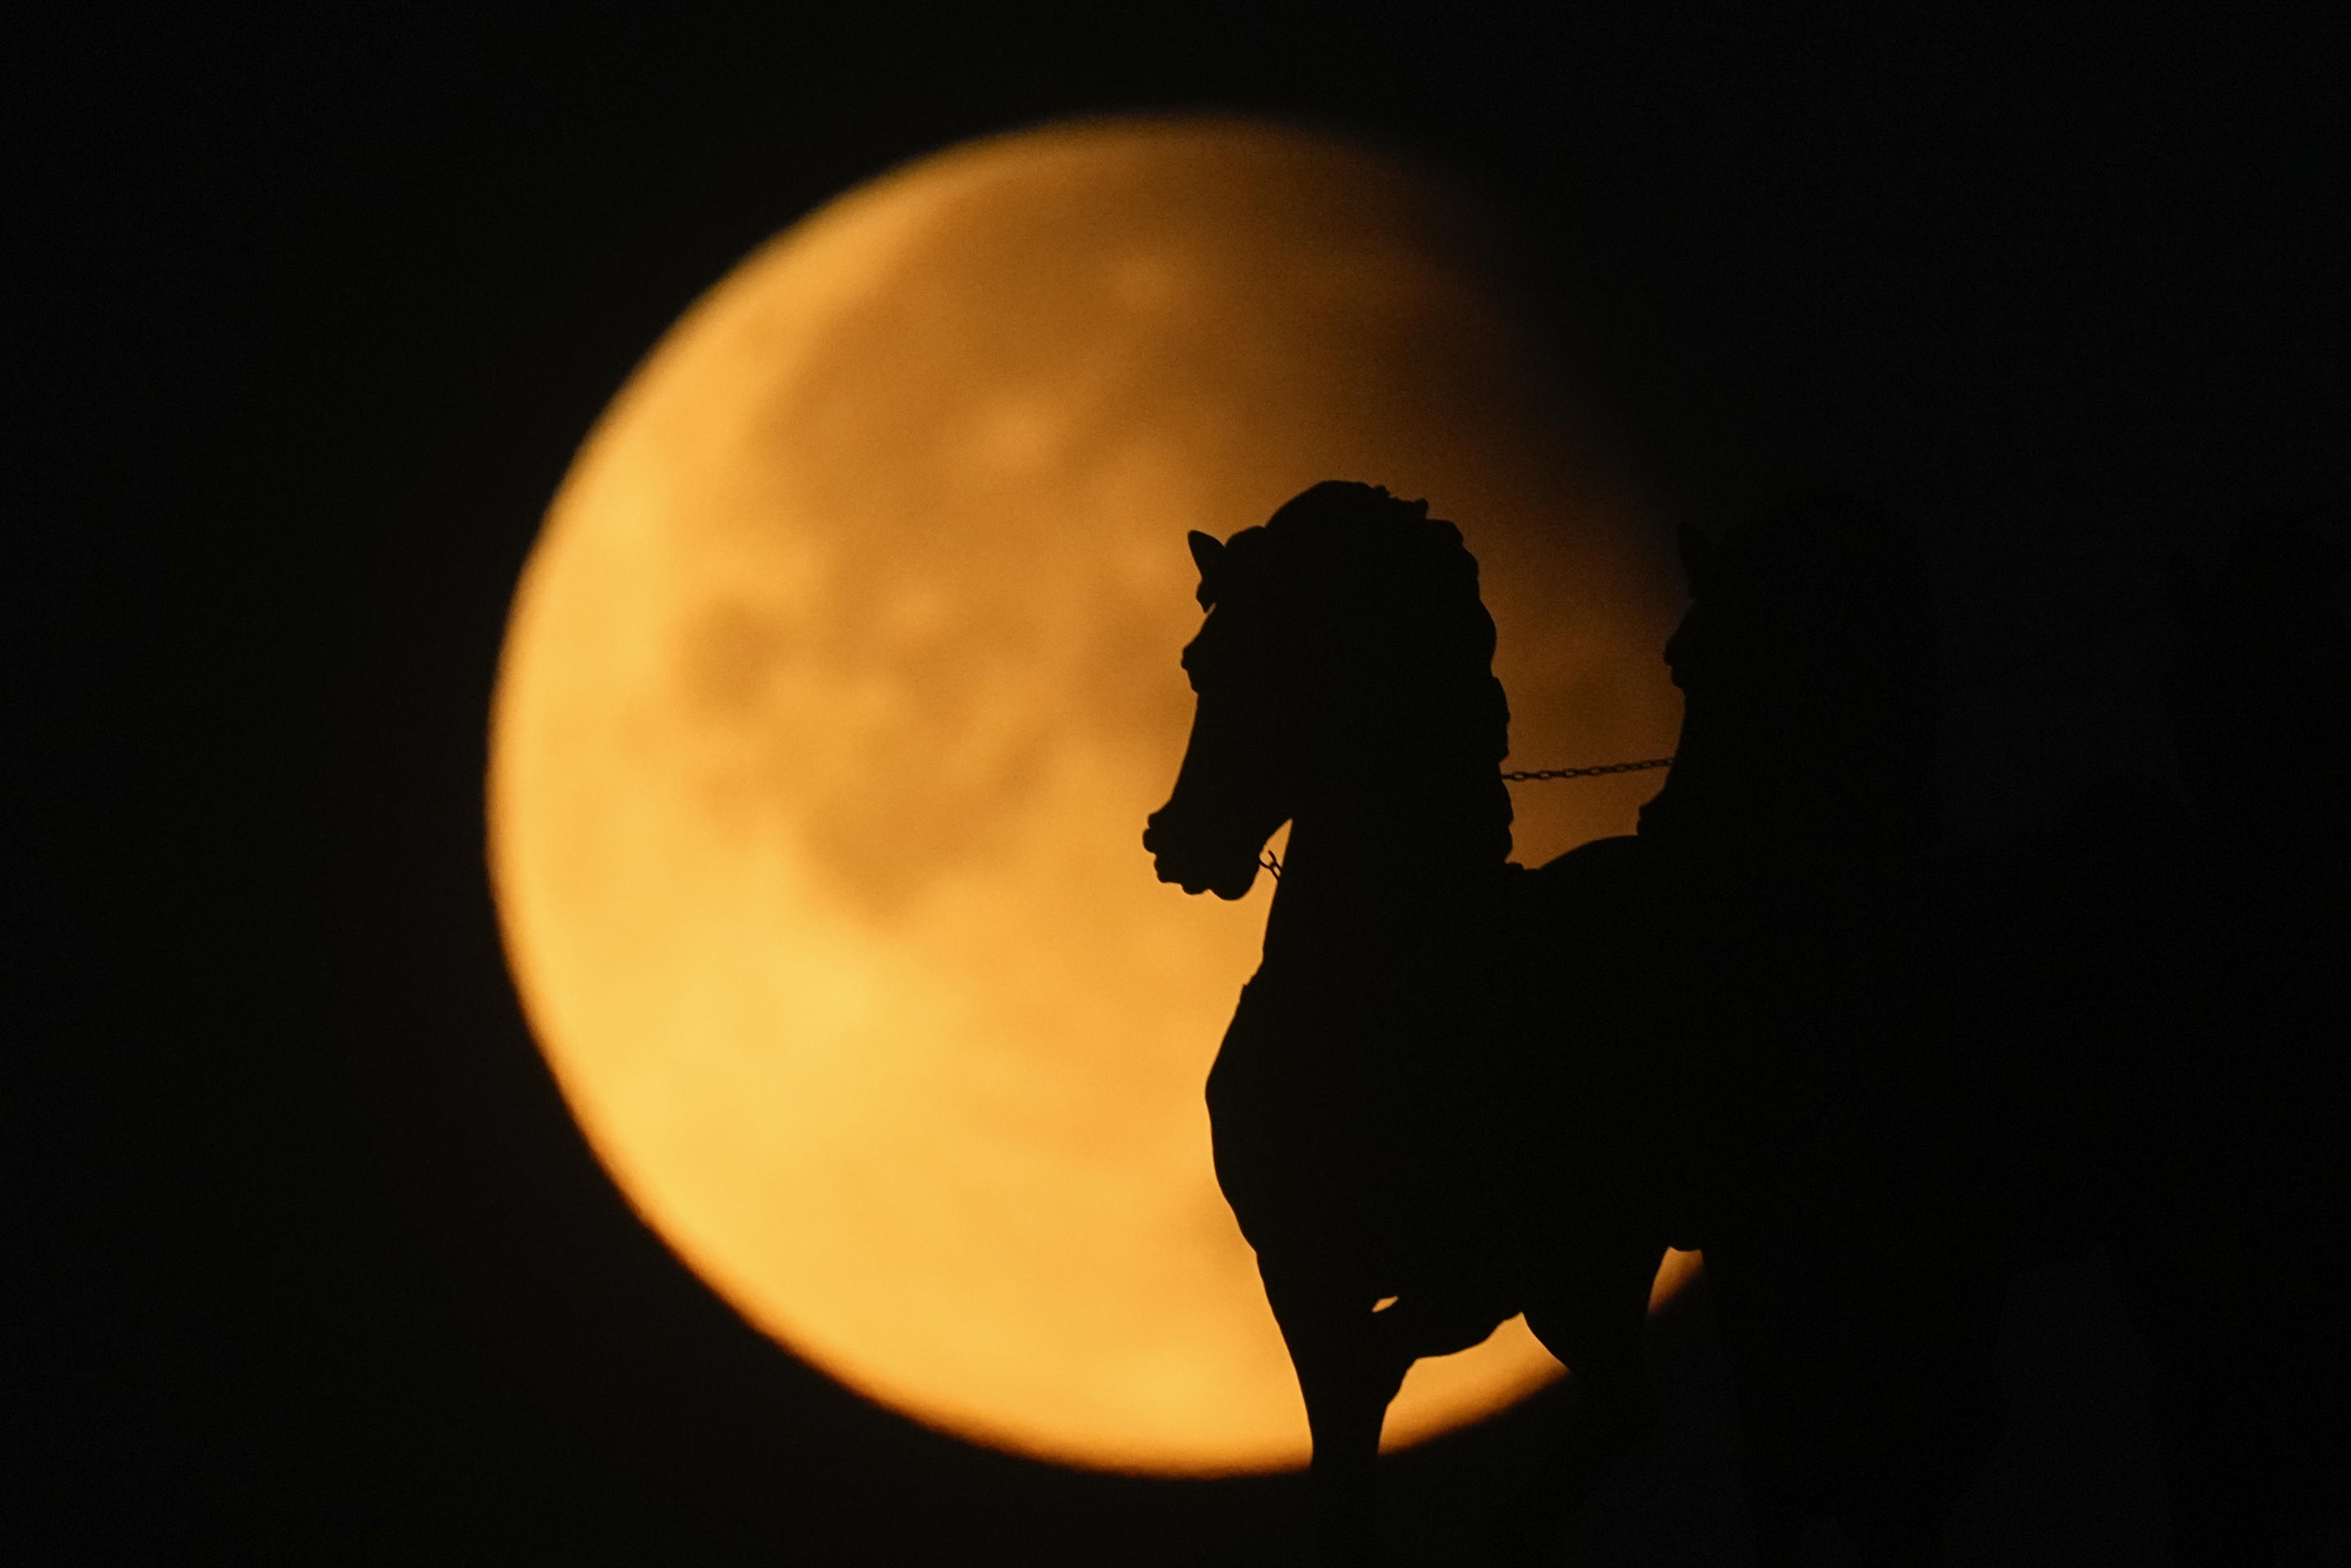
(1143, 809), (1262, 900)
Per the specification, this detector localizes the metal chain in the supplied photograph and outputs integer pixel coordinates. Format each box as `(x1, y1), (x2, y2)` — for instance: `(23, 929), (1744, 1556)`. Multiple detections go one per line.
(1501, 756), (1676, 783)
(1249, 755), (1672, 880)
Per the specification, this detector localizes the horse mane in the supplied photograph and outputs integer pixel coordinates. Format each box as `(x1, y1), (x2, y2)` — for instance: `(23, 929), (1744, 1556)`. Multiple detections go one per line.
(1214, 480), (1514, 851)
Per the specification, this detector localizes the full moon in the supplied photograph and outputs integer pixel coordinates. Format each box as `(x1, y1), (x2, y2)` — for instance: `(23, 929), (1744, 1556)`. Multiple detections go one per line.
(488, 117), (1686, 1474)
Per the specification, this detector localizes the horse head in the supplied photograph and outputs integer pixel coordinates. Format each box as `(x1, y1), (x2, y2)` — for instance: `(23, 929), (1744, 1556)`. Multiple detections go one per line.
(1144, 481), (1512, 898)
(1142, 522), (1299, 898)
(1643, 488), (1940, 859)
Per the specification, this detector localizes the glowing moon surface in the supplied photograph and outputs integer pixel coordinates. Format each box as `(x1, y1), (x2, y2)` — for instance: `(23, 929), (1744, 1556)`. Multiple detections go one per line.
(488, 118), (1685, 1473)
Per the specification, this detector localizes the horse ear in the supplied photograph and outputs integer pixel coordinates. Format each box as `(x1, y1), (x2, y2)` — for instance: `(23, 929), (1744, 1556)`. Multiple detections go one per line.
(1677, 523), (1716, 594)
(1187, 530), (1227, 608)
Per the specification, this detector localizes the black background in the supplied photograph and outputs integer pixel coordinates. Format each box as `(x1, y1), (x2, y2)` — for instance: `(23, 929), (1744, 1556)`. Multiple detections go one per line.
(16, 4), (2348, 1561)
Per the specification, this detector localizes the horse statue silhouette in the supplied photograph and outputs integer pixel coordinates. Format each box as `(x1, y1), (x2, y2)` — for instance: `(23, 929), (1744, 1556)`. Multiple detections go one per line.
(1142, 482), (1676, 1563)
(1144, 481), (2024, 1564)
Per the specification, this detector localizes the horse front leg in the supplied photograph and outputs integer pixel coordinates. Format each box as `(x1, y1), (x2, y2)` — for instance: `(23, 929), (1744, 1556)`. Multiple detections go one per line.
(1260, 1253), (1414, 1566)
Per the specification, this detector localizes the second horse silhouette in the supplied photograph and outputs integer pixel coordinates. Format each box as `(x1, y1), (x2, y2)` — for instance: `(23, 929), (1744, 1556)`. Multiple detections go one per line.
(1142, 482), (2010, 1565)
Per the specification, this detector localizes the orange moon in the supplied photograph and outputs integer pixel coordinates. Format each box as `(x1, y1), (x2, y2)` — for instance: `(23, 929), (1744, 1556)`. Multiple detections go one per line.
(488, 117), (1688, 1475)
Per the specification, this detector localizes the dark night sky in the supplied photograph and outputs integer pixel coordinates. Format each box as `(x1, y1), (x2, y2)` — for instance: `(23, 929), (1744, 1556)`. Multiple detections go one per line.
(16, 4), (2348, 1561)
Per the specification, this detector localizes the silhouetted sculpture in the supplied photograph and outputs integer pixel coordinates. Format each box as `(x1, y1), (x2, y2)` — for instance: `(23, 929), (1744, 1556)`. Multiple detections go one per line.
(1147, 480), (2350, 1565)
(2060, 515), (2351, 1566)
(1143, 483), (1676, 1565)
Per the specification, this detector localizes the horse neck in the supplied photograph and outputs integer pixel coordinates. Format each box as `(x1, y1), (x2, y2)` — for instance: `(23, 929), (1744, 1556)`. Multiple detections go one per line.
(1292, 761), (1509, 870)
(1265, 751), (1512, 957)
